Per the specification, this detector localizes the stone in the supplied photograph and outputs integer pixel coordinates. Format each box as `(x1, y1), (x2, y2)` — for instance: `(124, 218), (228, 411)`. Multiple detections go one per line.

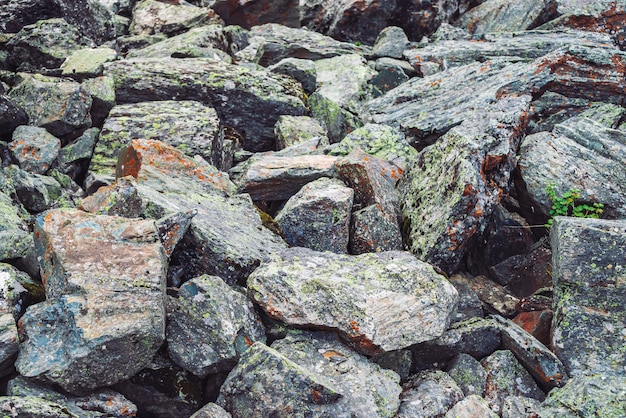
(398, 95), (531, 274)
(0, 313), (18, 377)
(57, 127), (99, 180)
(501, 396), (542, 418)
(248, 247), (458, 355)
(0, 95), (28, 138)
(447, 275), (484, 323)
(104, 57), (307, 152)
(0, 262), (43, 320)
(80, 76), (115, 127)
(0, 396), (77, 417)
(6, 18), (95, 72)
(7, 75), (92, 138)
(489, 246), (552, 298)
(493, 315), (569, 391)
(371, 26), (410, 59)
(91, 100), (224, 178)
(9, 126), (61, 175)
(274, 115), (328, 150)
(369, 60), (410, 95)
(372, 349), (412, 381)
(462, 274), (520, 317)
(397, 370), (464, 418)
(349, 205), (403, 254)
(446, 353), (487, 397)
(481, 350), (545, 414)
(268, 58), (317, 94)
(550, 217), (626, 378)
(212, 0), (299, 29)
(60, 47), (117, 80)
(155, 210), (196, 259)
(129, 0), (220, 36)
(445, 395), (498, 418)
(512, 309), (553, 347)
(275, 178), (353, 253)
(217, 332), (401, 417)
(398, 0), (477, 41)
(308, 92), (363, 144)
(0, 190), (32, 261)
(191, 403), (232, 418)
(4, 166), (66, 213)
(15, 209), (167, 394)
(167, 275), (266, 377)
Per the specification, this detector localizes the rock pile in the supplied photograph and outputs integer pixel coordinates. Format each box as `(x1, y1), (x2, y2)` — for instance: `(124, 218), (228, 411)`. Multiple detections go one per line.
(0, 0), (625, 416)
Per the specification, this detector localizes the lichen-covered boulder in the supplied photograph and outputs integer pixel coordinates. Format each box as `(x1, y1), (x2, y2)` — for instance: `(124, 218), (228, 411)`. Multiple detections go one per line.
(550, 217), (626, 378)
(445, 395), (498, 418)
(60, 47), (117, 79)
(274, 115), (328, 150)
(0, 95), (28, 138)
(446, 353), (487, 397)
(308, 92), (363, 144)
(104, 57), (306, 152)
(371, 26), (409, 59)
(16, 209), (168, 394)
(129, 0), (220, 36)
(167, 275), (266, 377)
(7, 75), (92, 138)
(268, 58), (317, 95)
(0, 396), (78, 418)
(397, 370), (464, 418)
(212, 0), (300, 29)
(398, 95), (531, 274)
(190, 403), (232, 418)
(0, 191), (32, 262)
(9, 126), (61, 175)
(248, 247), (458, 355)
(218, 332), (401, 417)
(4, 166), (68, 213)
(57, 127), (99, 180)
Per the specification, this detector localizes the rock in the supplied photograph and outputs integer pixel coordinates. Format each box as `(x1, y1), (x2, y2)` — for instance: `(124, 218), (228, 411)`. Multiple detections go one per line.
(512, 309), (553, 347)
(104, 57), (307, 152)
(57, 127), (99, 180)
(268, 58), (317, 95)
(274, 115), (328, 150)
(461, 274), (520, 317)
(0, 262), (43, 320)
(550, 217), (626, 377)
(91, 100), (224, 177)
(493, 315), (569, 391)
(314, 54), (377, 115)
(489, 246), (552, 298)
(410, 317), (502, 371)
(248, 247), (458, 355)
(501, 396), (542, 418)
(6, 18), (95, 72)
(212, 0), (299, 29)
(481, 350), (545, 414)
(371, 26), (410, 59)
(0, 313), (18, 377)
(191, 403), (232, 418)
(9, 126), (61, 175)
(249, 23), (370, 67)
(129, 0), (220, 36)
(7, 75), (92, 138)
(155, 210), (196, 258)
(457, 0), (558, 36)
(7, 376), (138, 418)
(537, 374), (626, 417)
(80, 76), (115, 127)
(167, 275), (266, 377)
(372, 349), (412, 381)
(399, 0), (477, 41)
(217, 332), (401, 417)
(275, 178), (353, 253)
(368, 60), (410, 95)
(4, 166), (67, 213)
(16, 209), (167, 394)
(445, 395), (498, 418)
(349, 204), (404, 254)
(446, 353), (487, 397)
(397, 370), (464, 418)
(517, 117), (626, 219)
(0, 396), (77, 417)
(126, 25), (231, 62)
(228, 152), (338, 201)
(398, 95), (531, 274)
(60, 47), (118, 80)
(0, 95), (28, 138)
(447, 275), (484, 323)
(0, 191), (32, 261)
(308, 92), (363, 143)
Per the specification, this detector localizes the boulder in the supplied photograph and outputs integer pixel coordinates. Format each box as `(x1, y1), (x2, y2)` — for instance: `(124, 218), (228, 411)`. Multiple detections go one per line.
(501, 396), (542, 418)
(0, 191), (32, 261)
(0, 396), (77, 418)
(273, 115), (328, 150)
(129, 0), (220, 36)
(9, 126), (61, 175)
(81, 76), (116, 127)
(104, 57), (307, 152)
(247, 247), (458, 355)
(167, 275), (266, 377)
(4, 166), (68, 213)
(397, 370), (464, 418)
(191, 403), (232, 418)
(275, 178), (353, 253)
(550, 217), (626, 378)
(268, 58), (317, 95)
(57, 127), (99, 180)
(308, 92), (363, 144)
(60, 47), (118, 80)
(371, 26), (410, 59)
(445, 395), (498, 418)
(15, 209), (168, 394)
(212, 0), (300, 29)
(0, 95), (28, 138)
(446, 353), (487, 397)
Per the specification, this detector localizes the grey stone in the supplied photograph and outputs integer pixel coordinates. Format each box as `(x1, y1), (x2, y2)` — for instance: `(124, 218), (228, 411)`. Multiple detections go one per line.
(0, 191), (32, 262)
(268, 58), (317, 94)
(0, 262), (42, 320)
(446, 353), (487, 397)
(308, 92), (363, 144)
(274, 115), (329, 150)
(458, 274), (520, 317)
(372, 349), (412, 381)
(489, 246), (553, 298)
(248, 247), (458, 355)
(501, 396), (542, 418)
(371, 26), (410, 59)
(61, 47), (117, 79)
(0, 95), (28, 138)
(369, 60), (410, 95)
(167, 275), (266, 377)
(4, 166), (66, 213)
(57, 127), (99, 179)
(0, 313), (18, 377)
(0, 396), (77, 417)
(190, 403), (232, 418)
(447, 275), (484, 323)
(275, 177), (353, 253)
(9, 126), (60, 175)
(212, 0), (300, 29)
(397, 370), (464, 418)
(16, 209), (167, 394)
(129, 0), (219, 36)
(445, 395), (498, 418)
(81, 76), (115, 127)
(550, 217), (626, 377)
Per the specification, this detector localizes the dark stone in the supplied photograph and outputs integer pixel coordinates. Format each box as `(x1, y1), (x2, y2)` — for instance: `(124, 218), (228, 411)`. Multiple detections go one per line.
(0, 95), (28, 138)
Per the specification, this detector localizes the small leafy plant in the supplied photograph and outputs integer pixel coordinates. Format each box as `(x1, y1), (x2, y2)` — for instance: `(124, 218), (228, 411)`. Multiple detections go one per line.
(545, 183), (604, 227)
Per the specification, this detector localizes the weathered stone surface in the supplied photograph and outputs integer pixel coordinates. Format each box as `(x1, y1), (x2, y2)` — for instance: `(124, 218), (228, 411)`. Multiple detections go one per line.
(397, 370), (464, 418)
(550, 217), (626, 378)
(447, 275), (484, 323)
(398, 95), (531, 274)
(371, 26), (410, 59)
(91, 100), (224, 177)
(57, 127), (99, 180)
(190, 403), (232, 418)
(461, 274), (520, 317)
(126, 25), (231, 62)
(218, 332), (401, 417)
(275, 178), (353, 253)
(0, 95), (28, 138)
(7, 376), (138, 418)
(446, 353), (487, 397)
(228, 152), (338, 201)
(4, 166), (67, 213)
(274, 115), (328, 150)
(6, 18), (95, 72)
(349, 204), (404, 254)
(445, 395), (498, 418)
(0, 262), (42, 320)
(537, 374), (626, 418)
(7, 75), (92, 138)
(0, 191), (32, 261)
(518, 117), (626, 219)
(248, 247), (458, 355)
(0, 396), (77, 417)
(501, 396), (542, 418)
(268, 58), (317, 94)
(167, 275), (266, 377)
(104, 57), (306, 152)
(512, 309), (553, 347)
(60, 47), (117, 79)
(81, 76), (115, 127)
(308, 92), (363, 144)
(129, 0), (220, 36)
(9, 126), (60, 175)
(16, 209), (167, 394)
(481, 350), (545, 414)
(457, 0), (558, 36)
(213, 0), (299, 29)
(493, 315), (568, 391)
(0, 312), (18, 376)
(249, 23), (370, 67)
(489, 246), (552, 298)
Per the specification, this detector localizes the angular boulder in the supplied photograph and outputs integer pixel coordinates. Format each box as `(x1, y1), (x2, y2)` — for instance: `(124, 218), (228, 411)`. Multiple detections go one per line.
(9, 126), (61, 175)
(247, 247), (458, 355)
(0, 95), (28, 138)
(212, 0), (300, 29)
(0, 191), (32, 262)
(129, 0), (220, 36)
(397, 370), (464, 418)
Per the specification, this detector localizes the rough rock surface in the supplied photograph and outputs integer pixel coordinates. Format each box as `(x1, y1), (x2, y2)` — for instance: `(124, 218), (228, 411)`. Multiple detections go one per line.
(129, 0), (219, 36)
(0, 191), (32, 261)
(9, 126), (61, 175)
(397, 370), (464, 418)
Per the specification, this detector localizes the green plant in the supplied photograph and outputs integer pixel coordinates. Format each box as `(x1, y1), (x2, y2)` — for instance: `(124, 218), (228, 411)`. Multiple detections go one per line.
(545, 183), (604, 227)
